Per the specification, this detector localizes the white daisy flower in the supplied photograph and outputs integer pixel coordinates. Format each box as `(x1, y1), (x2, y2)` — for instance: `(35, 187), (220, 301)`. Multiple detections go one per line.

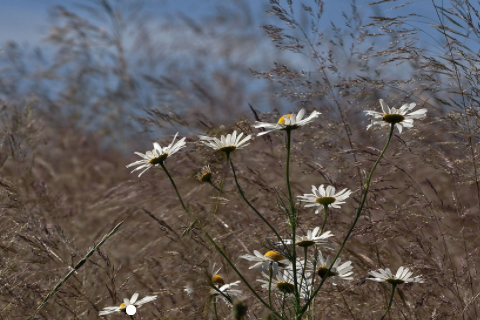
(210, 280), (243, 303)
(99, 293), (157, 315)
(367, 266), (424, 285)
(198, 130), (252, 154)
(195, 164), (213, 183)
(253, 109), (321, 136)
(297, 185), (352, 214)
(315, 251), (353, 285)
(365, 99), (427, 134)
(240, 250), (290, 277)
(257, 270), (310, 299)
(281, 228), (334, 249)
(126, 133), (186, 177)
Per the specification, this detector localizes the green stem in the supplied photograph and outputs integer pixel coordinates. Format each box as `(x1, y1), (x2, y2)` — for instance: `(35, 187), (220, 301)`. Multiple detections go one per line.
(320, 205), (329, 234)
(299, 246), (308, 292)
(214, 298), (219, 320)
(28, 222), (123, 319)
(285, 129), (300, 309)
(381, 284), (397, 320)
(227, 155), (284, 243)
(298, 124), (395, 318)
(130, 316), (135, 320)
(205, 232), (286, 320)
(161, 162), (190, 214)
(268, 266), (273, 307)
(208, 180), (223, 192)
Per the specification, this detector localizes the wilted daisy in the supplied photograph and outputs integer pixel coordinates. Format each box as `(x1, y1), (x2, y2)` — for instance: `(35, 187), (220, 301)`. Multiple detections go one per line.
(240, 250), (290, 277)
(257, 270), (310, 299)
(253, 109), (321, 135)
(198, 130), (252, 154)
(315, 251), (353, 285)
(99, 293), (157, 315)
(281, 228), (334, 249)
(365, 99), (427, 134)
(195, 164), (213, 183)
(126, 133), (186, 177)
(297, 185), (352, 214)
(367, 266), (423, 285)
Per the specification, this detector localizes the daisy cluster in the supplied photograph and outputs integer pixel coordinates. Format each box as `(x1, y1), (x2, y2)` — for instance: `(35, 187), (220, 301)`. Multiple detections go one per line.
(112, 100), (427, 318)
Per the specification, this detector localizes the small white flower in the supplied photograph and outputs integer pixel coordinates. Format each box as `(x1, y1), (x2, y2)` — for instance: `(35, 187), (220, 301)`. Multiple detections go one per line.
(364, 99), (427, 134)
(99, 293), (157, 315)
(367, 266), (424, 285)
(253, 109), (321, 136)
(240, 250), (290, 277)
(196, 164), (213, 182)
(297, 185), (352, 214)
(315, 251), (353, 285)
(126, 133), (186, 177)
(198, 130), (251, 154)
(257, 269), (310, 299)
(210, 279), (243, 303)
(281, 228), (334, 249)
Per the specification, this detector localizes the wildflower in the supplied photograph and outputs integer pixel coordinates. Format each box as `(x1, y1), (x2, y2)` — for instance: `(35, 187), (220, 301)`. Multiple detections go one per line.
(99, 293), (157, 315)
(126, 133), (186, 177)
(257, 270), (310, 299)
(297, 185), (352, 214)
(367, 266), (423, 285)
(253, 109), (321, 135)
(365, 99), (427, 134)
(198, 130), (251, 154)
(210, 279), (243, 303)
(240, 250), (290, 277)
(315, 251), (353, 285)
(281, 228), (334, 249)
(196, 164), (213, 183)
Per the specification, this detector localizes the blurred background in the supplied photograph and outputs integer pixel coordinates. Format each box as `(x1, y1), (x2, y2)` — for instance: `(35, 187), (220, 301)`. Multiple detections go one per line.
(2, 0), (480, 319)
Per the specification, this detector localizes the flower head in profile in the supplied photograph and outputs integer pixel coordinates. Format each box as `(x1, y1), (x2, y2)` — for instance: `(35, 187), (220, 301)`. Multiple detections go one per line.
(240, 250), (290, 277)
(253, 109), (321, 135)
(208, 263), (243, 303)
(297, 185), (352, 214)
(281, 228), (334, 249)
(257, 270), (310, 299)
(367, 266), (423, 285)
(196, 164), (213, 183)
(126, 133), (186, 177)
(99, 293), (157, 315)
(365, 99), (427, 134)
(198, 130), (251, 154)
(316, 251), (353, 285)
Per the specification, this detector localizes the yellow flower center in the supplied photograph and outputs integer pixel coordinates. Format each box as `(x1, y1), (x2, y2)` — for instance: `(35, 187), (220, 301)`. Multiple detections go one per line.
(386, 275), (404, 285)
(264, 251), (286, 262)
(119, 302), (126, 307)
(149, 153), (169, 164)
(317, 266), (338, 279)
(278, 114), (292, 125)
(219, 146), (237, 153)
(315, 197), (336, 206)
(199, 172), (212, 182)
(276, 281), (295, 294)
(382, 114), (405, 124)
(212, 275), (225, 287)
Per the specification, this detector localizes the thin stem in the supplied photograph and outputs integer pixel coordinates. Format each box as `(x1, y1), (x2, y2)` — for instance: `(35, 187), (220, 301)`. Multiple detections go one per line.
(28, 222), (123, 319)
(299, 246), (308, 292)
(320, 205), (329, 234)
(160, 162), (190, 214)
(205, 232), (286, 320)
(214, 299), (220, 320)
(381, 284), (397, 320)
(130, 316), (135, 320)
(208, 180), (223, 192)
(298, 124), (395, 317)
(227, 155), (284, 243)
(285, 129), (300, 309)
(268, 266), (273, 308)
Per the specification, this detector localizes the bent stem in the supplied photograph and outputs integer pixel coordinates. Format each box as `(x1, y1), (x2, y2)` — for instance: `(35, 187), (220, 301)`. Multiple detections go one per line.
(227, 154), (284, 243)
(205, 232), (286, 320)
(381, 284), (397, 320)
(28, 222), (123, 319)
(298, 124), (395, 318)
